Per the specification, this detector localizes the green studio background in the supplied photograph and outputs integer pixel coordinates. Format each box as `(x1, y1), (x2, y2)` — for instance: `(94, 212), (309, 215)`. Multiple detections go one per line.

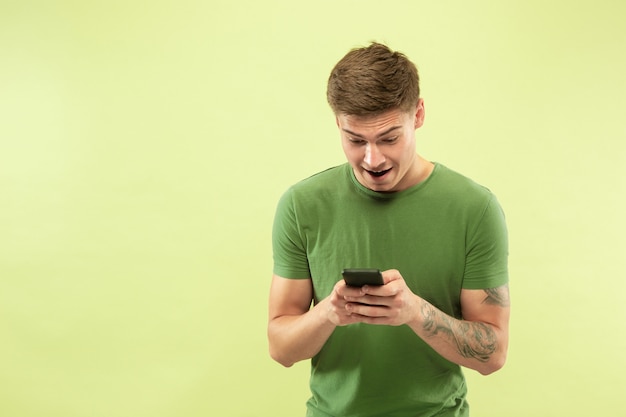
(1, 1), (624, 416)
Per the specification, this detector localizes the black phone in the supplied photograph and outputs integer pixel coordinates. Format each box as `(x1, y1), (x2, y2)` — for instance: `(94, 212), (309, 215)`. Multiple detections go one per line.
(341, 268), (384, 287)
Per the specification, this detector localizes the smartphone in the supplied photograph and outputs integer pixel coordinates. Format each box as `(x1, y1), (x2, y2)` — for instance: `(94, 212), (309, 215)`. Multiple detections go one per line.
(341, 268), (384, 287)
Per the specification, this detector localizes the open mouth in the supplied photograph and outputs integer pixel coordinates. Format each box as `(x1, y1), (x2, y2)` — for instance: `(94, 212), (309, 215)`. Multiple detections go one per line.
(366, 168), (392, 178)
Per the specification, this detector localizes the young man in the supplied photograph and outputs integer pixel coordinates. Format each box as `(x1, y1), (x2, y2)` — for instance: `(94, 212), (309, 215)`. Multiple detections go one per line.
(268, 43), (510, 417)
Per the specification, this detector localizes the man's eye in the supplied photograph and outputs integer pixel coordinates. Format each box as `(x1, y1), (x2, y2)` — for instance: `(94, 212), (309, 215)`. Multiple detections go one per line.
(349, 138), (366, 145)
(382, 137), (398, 144)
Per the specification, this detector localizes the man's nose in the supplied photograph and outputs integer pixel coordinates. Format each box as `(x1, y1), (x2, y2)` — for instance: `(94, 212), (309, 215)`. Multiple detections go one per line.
(364, 144), (385, 167)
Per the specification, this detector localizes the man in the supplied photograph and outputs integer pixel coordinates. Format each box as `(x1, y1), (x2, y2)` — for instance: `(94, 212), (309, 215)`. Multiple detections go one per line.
(268, 42), (510, 417)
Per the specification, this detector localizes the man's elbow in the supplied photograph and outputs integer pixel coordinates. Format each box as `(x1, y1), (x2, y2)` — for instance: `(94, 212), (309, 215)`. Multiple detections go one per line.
(478, 351), (507, 376)
(268, 326), (296, 367)
(269, 343), (296, 368)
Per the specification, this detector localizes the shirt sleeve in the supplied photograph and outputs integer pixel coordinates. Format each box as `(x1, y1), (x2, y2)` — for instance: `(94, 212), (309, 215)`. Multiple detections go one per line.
(462, 194), (509, 289)
(272, 188), (311, 279)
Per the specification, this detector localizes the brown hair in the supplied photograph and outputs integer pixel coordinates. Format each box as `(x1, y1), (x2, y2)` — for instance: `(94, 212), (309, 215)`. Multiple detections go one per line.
(326, 42), (420, 116)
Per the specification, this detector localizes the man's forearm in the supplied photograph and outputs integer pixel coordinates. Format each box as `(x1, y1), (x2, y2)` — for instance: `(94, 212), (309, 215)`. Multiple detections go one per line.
(409, 298), (507, 375)
(268, 299), (336, 367)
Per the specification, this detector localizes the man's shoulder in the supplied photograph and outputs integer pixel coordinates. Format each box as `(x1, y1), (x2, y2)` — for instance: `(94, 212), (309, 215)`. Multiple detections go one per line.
(275, 164), (350, 220)
(432, 163), (495, 199)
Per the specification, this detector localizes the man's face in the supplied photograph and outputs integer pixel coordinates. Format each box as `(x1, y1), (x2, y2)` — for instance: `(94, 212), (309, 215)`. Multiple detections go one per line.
(337, 100), (425, 192)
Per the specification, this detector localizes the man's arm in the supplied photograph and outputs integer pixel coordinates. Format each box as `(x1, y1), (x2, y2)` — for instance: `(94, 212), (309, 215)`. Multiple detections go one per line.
(414, 285), (510, 375)
(267, 275), (335, 367)
(268, 273), (384, 367)
(341, 270), (510, 375)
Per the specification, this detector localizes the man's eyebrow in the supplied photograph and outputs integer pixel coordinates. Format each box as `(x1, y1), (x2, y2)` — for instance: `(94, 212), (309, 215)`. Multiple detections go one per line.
(341, 126), (402, 139)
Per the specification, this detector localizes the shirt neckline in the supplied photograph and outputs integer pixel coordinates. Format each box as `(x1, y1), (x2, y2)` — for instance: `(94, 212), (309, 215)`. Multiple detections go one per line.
(346, 162), (441, 200)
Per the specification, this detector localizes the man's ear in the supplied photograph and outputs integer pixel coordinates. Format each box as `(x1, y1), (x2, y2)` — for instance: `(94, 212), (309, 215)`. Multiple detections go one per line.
(414, 99), (425, 129)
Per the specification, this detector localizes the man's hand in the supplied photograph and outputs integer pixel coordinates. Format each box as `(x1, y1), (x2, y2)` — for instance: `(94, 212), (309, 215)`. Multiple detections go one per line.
(331, 269), (419, 326)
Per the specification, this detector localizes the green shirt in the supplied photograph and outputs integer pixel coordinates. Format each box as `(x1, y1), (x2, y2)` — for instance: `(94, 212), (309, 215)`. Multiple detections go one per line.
(272, 162), (508, 417)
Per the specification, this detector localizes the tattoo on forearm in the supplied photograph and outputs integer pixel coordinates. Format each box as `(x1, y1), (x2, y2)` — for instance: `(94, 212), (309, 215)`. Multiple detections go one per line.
(421, 303), (497, 363)
(482, 285), (510, 307)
